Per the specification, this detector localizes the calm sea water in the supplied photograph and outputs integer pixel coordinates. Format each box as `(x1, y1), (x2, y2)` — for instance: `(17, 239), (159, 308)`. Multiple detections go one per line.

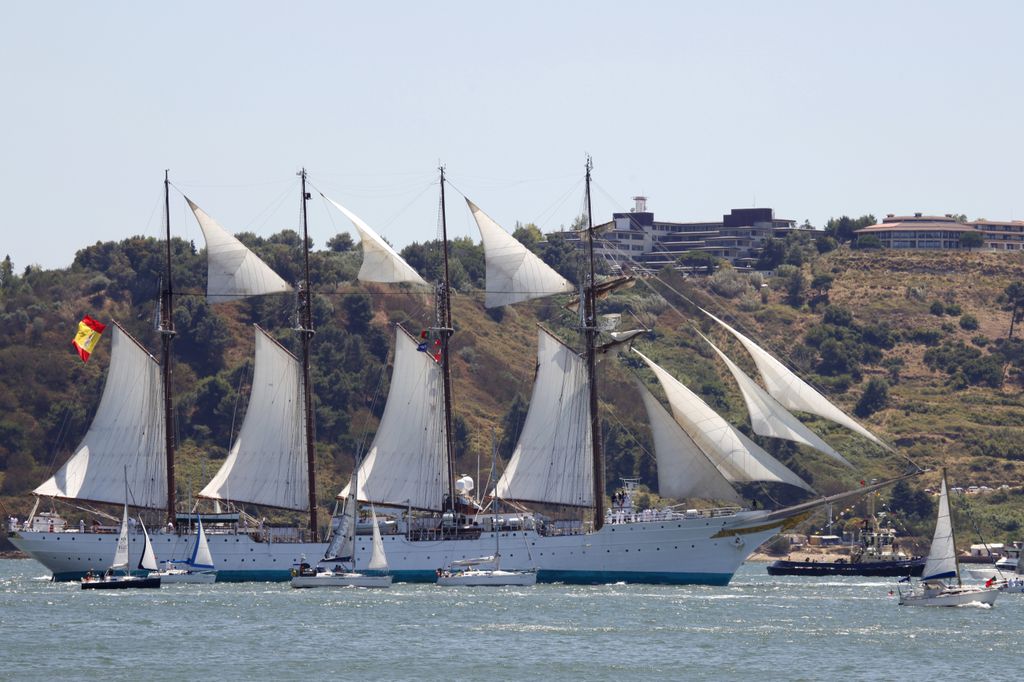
(1, 558), (1020, 681)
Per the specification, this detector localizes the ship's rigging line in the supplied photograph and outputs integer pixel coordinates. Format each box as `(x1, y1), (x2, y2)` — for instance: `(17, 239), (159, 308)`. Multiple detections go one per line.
(584, 220), (919, 470)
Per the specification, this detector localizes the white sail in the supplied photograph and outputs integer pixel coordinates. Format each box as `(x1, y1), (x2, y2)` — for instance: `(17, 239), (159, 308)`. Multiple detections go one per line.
(338, 329), (448, 511)
(467, 199), (574, 308)
(634, 349), (813, 492)
(186, 198), (292, 302)
(190, 517), (215, 569)
(696, 330), (852, 468)
(199, 326), (308, 511)
(34, 324), (167, 509)
(112, 505), (130, 570)
(495, 329), (593, 507)
(636, 381), (743, 504)
(367, 509), (389, 572)
(922, 475), (958, 582)
(138, 520), (158, 573)
(701, 308), (883, 445)
(324, 196), (428, 286)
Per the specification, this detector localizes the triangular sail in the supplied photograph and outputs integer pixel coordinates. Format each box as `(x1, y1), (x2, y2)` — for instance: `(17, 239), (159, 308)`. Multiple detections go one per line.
(467, 199), (574, 308)
(186, 198), (292, 302)
(138, 520), (158, 573)
(636, 380), (743, 504)
(34, 324), (167, 509)
(199, 326), (308, 511)
(495, 329), (593, 507)
(701, 308), (883, 445)
(338, 328), (448, 511)
(112, 505), (130, 570)
(367, 509), (389, 572)
(696, 330), (852, 468)
(921, 474), (958, 582)
(323, 196), (429, 286)
(634, 349), (813, 492)
(189, 517), (215, 569)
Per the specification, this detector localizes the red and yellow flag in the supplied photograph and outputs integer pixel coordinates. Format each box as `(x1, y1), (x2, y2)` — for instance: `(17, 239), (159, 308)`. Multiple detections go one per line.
(72, 315), (107, 363)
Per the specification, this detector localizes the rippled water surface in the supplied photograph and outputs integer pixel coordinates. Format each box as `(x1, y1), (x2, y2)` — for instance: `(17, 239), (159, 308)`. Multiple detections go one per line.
(2, 559), (1020, 681)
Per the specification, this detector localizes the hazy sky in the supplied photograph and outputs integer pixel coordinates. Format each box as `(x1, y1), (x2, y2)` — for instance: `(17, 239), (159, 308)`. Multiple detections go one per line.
(3, 1), (1022, 270)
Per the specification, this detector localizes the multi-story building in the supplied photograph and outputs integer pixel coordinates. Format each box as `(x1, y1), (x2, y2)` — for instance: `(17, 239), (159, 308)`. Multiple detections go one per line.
(571, 197), (802, 271)
(854, 213), (1024, 250)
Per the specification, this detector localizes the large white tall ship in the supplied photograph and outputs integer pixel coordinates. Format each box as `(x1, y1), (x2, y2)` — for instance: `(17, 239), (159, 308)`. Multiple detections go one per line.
(9, 164), (909, 583)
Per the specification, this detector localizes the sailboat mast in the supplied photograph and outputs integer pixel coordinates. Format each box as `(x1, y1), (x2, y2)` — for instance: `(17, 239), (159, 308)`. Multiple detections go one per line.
(160, 170), (177, 525)
(438, 165), (457, 515)
(583, 157), (605, 531)
(299, 168), (318, 542)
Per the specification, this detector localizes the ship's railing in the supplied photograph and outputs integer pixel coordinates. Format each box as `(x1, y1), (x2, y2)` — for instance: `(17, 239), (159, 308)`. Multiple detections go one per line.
(606, 506), (743, 525)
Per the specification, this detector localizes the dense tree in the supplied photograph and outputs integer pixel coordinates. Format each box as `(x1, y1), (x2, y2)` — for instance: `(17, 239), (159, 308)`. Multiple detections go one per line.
(1003, 281), (1024, 339)
(855, 378), (889, 417)
(327, 232), (354, 252)
(854, 235), (882, 249)
(811, 273), (834, 297)
(960, 231), (984, 250)
(888, 480), (933, 521)
(676, 251), (719, 275)
(756, 239), (786, 270)
(825, 215), (876, 243)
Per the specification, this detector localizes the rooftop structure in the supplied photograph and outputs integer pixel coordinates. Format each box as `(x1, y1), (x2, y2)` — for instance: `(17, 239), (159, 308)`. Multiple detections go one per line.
(855, 213), (1024, 250)
(560, 197), (807, 271)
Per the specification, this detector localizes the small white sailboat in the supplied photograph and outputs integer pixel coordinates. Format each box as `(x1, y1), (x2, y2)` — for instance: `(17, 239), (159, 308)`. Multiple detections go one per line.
(291, 463), (392, 589)
(152, 516), (217, 584)
(897, 470), (998, 607)
(81, 504), (161, 590)
(437, 437), (538, 587)
(436, 553), (538, 587)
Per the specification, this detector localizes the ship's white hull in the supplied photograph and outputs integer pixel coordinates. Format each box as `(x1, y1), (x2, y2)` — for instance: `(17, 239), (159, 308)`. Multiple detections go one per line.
(9, 511), (782, 584)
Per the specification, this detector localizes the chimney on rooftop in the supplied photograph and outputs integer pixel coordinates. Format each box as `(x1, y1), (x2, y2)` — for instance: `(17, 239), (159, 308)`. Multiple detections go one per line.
(914, 212), (923, 217)
(633, 196), (648, 213)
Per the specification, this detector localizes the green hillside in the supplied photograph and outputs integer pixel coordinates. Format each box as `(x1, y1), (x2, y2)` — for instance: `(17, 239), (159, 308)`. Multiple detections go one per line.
(2, 234), (1023, 551)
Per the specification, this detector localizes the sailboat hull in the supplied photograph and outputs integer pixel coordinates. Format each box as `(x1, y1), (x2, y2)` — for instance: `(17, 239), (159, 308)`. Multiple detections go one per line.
(898, 586), (999, 607)
(437, 569), (537, 586)
(290, 573), (393, 588)
(81, 576), (162, 590)
(153, 569), (218, 584)
(11, 511), (783, 584)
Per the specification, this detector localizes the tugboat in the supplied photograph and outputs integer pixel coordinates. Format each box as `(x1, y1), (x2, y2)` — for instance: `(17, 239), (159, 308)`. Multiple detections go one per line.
(767, 515), (925, 577)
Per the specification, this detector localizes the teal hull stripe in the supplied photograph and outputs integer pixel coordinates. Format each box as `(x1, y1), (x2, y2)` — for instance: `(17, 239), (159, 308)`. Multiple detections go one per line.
(51, 568), (733, 585)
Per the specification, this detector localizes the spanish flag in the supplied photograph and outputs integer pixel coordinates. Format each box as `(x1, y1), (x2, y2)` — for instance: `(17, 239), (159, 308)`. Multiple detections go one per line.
(72, 315), (107, 363)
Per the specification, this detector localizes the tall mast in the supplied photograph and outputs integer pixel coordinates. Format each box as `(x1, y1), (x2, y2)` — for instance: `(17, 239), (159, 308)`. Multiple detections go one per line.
(583, 156), (605, 531)
(160, 170), (177, 525)
(299, 168), (318, 542)
(438, 165), (457, 515)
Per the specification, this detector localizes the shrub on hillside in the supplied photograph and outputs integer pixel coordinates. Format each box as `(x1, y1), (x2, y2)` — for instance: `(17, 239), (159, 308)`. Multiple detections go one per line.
(908, 328), (943, 346)
(959, 314), (979, 331)
(709, 267), (750, 298)
(855, 378), (889, 417)
(930, 301), (945, 316)
(924, 341), (1004, 388)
